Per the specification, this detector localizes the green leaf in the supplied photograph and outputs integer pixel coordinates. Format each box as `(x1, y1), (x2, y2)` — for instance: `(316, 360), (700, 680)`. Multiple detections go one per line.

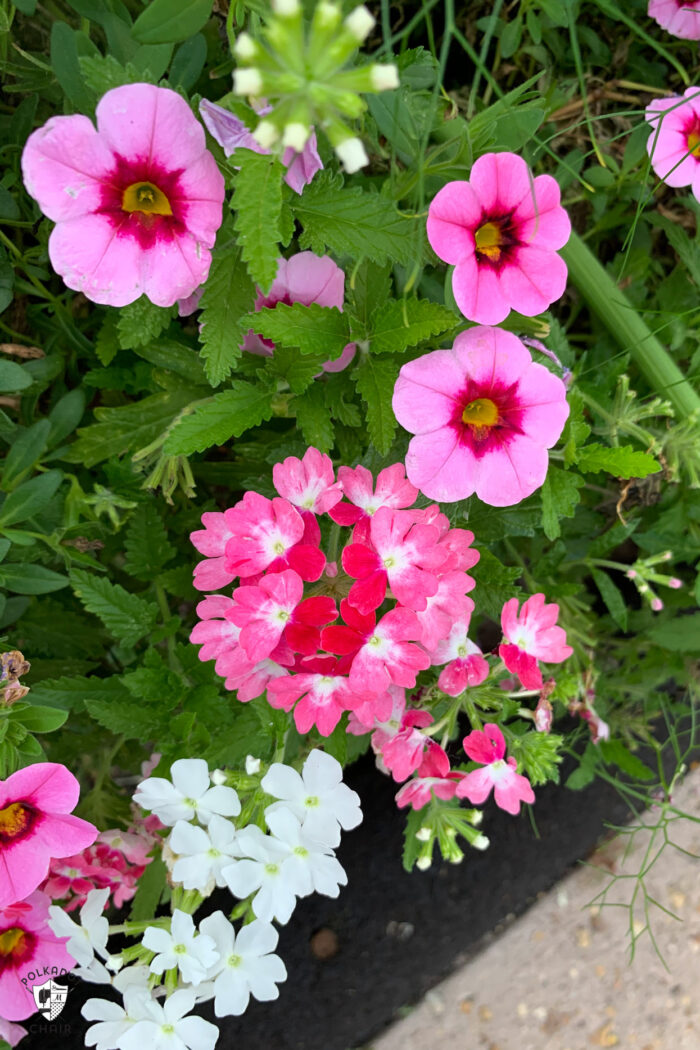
(132, 340), (208, 386)
(197, 230), (256, 385)
(117, 298), (176, 350)
(292, 171), (417, 265)
(509, 730), (563, 786)
(576, 443), (661, 479)
(170, 34), (208, 91)
(248, 302), (351, 357)
(0, 564), (69, 595)
(368, 298), (457, 354)
(540, 466), (584, 541)
(294, 384), (334, 452)
(0, 248), (15, 315)
(402, 807), (426, 872)
(232, 150), (285, 291)
(50, 22), (95, 110)
(0, 470), (62, 528)
(66, 387), (196, 467)
(28, 675), (131, 712)
(163, 382), (275, 455)
(470, 548), (523, 621)
(129, 858), (167, 920)
(1, 420), (50, 489)
(0, 361), (32, 393)
(648, 613), (700, 653)
(86, 697), (166, 738)
(350, 259), (392, 334)
(132, 0), (213, 44)
(124, 504), (176, 580)
(599, 739), (655, 780)
(70, 569), (158, 647)
(591, 568), (628, 632)
(94, 312), (121, 366)
(266, 345), (327, 394)
(48, 389), (86, 447)
(353, 356), (399, 454)
(13, 705), (67, 733)
(561, 388), (590, 467)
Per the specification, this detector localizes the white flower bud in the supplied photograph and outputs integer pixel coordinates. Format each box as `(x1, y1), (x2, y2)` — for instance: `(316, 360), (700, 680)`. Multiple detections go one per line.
(253, 119), (280, 148)
(106, 954), (124, 972)
(234, 32), (258, 60)
(316, 0), (341, 26)
(272, 0), (300, 14)
(416, 854), (432, 871)
(473, 834), (490, 851)
(210, 768), (227, 786)
(415, 826), (431, 842)
(245, 755), (262, 775)
(344, 5), (376, 41)
(282, 122), (311, 152)
(335, 136), (369, 172)
(233, 68), (264, 96)
(370, 64), (399, 91)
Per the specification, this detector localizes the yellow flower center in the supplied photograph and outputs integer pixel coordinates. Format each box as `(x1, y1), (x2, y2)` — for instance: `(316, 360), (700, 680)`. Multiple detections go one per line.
(688, 131), (700, 158)
(462, 398), (499, 427)
(0, 801), (33, 844)
(0, 928), (27, 959)
(122, 181), (172, 216)
(474, 221), (503, 260)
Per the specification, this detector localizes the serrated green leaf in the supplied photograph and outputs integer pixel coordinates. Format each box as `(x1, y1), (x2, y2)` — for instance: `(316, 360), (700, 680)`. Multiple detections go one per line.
(292, 171), (417, 265)
(197, 229), (256, 385)
(402, 807), (426, 872)
(577, 443), (660, 479)
(0, 470), (62, 528)
(28, 675), (131, 712)
(247, 302), (351, 357)
(266, 345), (326, 394)
(350, 259), (392, 335)
(591, 568), (628, 632)
(86, 698), (166, 738)
(132, 0), (213, 44)
(232, 150), (285, 291)
(599, 739), (655, 780)
(70, 569), (157, 647)
(117, 298), (176, 350)
(163, 382), (275, 456)
(541, 466), (584, 541)
(368, 298), (457, 354)
(353, 355), (399, 454)
(294, 384), (334, 452)
(562, 388), (590, 467)
(648, 613), (700, 653)
(133, 340), (207, 386)
(94, 312), (121, 366)
(470, 548), (523, 621)
(509, 730), (563, 786)
(124, 504), (176, 580)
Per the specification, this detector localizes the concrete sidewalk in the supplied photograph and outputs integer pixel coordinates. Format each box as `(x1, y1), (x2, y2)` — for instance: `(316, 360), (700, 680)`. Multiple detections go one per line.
(367, 770), (700, 1050)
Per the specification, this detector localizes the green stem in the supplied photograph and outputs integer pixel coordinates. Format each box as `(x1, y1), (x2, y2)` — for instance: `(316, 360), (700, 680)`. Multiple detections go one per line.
(561, 232), (700, 420)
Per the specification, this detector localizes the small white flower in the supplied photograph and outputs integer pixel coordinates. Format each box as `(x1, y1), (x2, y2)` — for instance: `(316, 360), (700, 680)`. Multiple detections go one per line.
(262, 749), (362, 847)
(48, 888), (110, 970)
(198, 911), (287, 1017)
(266, 808), (348, 900)
(344, 4), (375, 41)
(133, 758), (240, 827)
(233, 68), (264, 97)
(245, 755), (261, 775)
(82, 986), (154, 1050)
(143, 911), (219, 987)
(117, 988), (218, 1050)
(335, 137), (369, 173)
(222, 824), (301, 925)
(169, 814), (239, 893)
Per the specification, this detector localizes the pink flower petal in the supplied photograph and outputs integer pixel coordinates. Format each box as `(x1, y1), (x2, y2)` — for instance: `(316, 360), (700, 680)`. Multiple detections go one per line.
(48, 212), (143, 306)
(96, 83), (206, 169)
(21, 115), (115, 222)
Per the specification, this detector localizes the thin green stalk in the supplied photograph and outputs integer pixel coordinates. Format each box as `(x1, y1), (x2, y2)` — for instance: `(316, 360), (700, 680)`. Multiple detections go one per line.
(561, 232), (700, 420)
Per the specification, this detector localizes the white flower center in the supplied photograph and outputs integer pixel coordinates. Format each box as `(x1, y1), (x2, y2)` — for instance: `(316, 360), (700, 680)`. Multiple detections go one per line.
(304, 795), (320, 807)
(227, 953), (243, 968)
(265, 862), (280, 875)
(174, 943), (187, 955)
(294, 846), (309, 858)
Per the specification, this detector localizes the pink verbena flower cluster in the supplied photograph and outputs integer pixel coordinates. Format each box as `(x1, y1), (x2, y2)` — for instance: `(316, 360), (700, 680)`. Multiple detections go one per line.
(190, 448), (482, 737)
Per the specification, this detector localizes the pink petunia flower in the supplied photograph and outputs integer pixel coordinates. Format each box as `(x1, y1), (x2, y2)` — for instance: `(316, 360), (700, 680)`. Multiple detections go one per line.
(199, 98), (323, 194)
(242, 252), (356, 372)
(272, 447), (343, 515)
(190, 596), (240, 662)
(0, 763), (97, 909)
(267, 656), (357, 736)
(648, 0), (700, 38)
(228, 569), (337, 661)
(330, 464), (419, 542)
(395, 741), (466, 810)
(456, 723), (535, 815)
(342, 508), (447, 615)
(646, 89), (700, 196)
(381, 709), (433, 782)
(21, 84), (224, 307)
(431, 617), (490, 696)
(393, 325), (569, 506)
(426, 151), (571, 325)
(499, 593), (573, 690)
(0, 891), (75, 1020)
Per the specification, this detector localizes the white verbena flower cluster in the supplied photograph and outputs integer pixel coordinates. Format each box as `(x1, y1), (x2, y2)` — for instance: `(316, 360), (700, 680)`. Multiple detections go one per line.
(71, 749), (361, 1049)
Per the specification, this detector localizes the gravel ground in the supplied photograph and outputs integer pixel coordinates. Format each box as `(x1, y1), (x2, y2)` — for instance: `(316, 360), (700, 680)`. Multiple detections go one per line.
(368, 768), (700, 1050)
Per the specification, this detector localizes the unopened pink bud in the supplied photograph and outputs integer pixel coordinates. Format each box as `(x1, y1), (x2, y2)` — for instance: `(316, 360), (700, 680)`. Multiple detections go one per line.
(651, 597), (664, 612)
(668, 577), (683, 589)
(626, 568), (637, 580)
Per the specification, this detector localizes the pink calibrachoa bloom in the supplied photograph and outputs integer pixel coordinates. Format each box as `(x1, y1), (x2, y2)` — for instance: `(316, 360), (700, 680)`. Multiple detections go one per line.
(646, 89), (700, 197)
(22, 84), (224, 307)
(499, 593), (573, 690)
(342, 508), (448, 615)
(426, 151), (571, 325)
(395, 741), (466, 810)
(267, 656), (358, 736)
(393, 326), (569, 506)
(381, 709), (433, 782)
(0, 763), (97, 908)
(242, 252), (356, 373)
(648, 0), (700, 38)
(330, 464), (419, 542)
(273, 448), (343, 515)
(456, 723), (535, 816)
(199, 98), (323, 195)
(228, 569), (337, 661)
(0, 891), (75, 1020)
(431, 616), (490, 697)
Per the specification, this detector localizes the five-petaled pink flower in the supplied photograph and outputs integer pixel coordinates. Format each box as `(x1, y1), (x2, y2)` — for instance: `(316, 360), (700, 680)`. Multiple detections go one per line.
(330, 464), (419, 543)
(426, 151), (570, 325)
(268, 656), (357, 737)
(273, 448), (343, 516)
(648, 0), (700, 39)
(395, 741), (465, 810)
(22, 84), (225, 307)
(393, 326), (569, 506)
(499, 593), (573, 690)
(0, 891), (75, 1020)
(229, 569), (337, 661)
(646, 89), (700, 198)
(431, 615), (490, 696)
(0, 762), (97, 908)
(456, 723), (535, 815)
(381, 709), (434, 782)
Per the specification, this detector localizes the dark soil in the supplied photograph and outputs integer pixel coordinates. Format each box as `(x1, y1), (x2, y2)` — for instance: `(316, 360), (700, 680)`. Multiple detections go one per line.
(25, 747), (641, 1050)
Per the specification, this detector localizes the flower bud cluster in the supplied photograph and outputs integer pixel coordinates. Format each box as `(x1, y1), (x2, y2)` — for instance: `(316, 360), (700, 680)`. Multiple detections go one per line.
(625, 549), (683, 612)
(231, 1), (399, 171)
